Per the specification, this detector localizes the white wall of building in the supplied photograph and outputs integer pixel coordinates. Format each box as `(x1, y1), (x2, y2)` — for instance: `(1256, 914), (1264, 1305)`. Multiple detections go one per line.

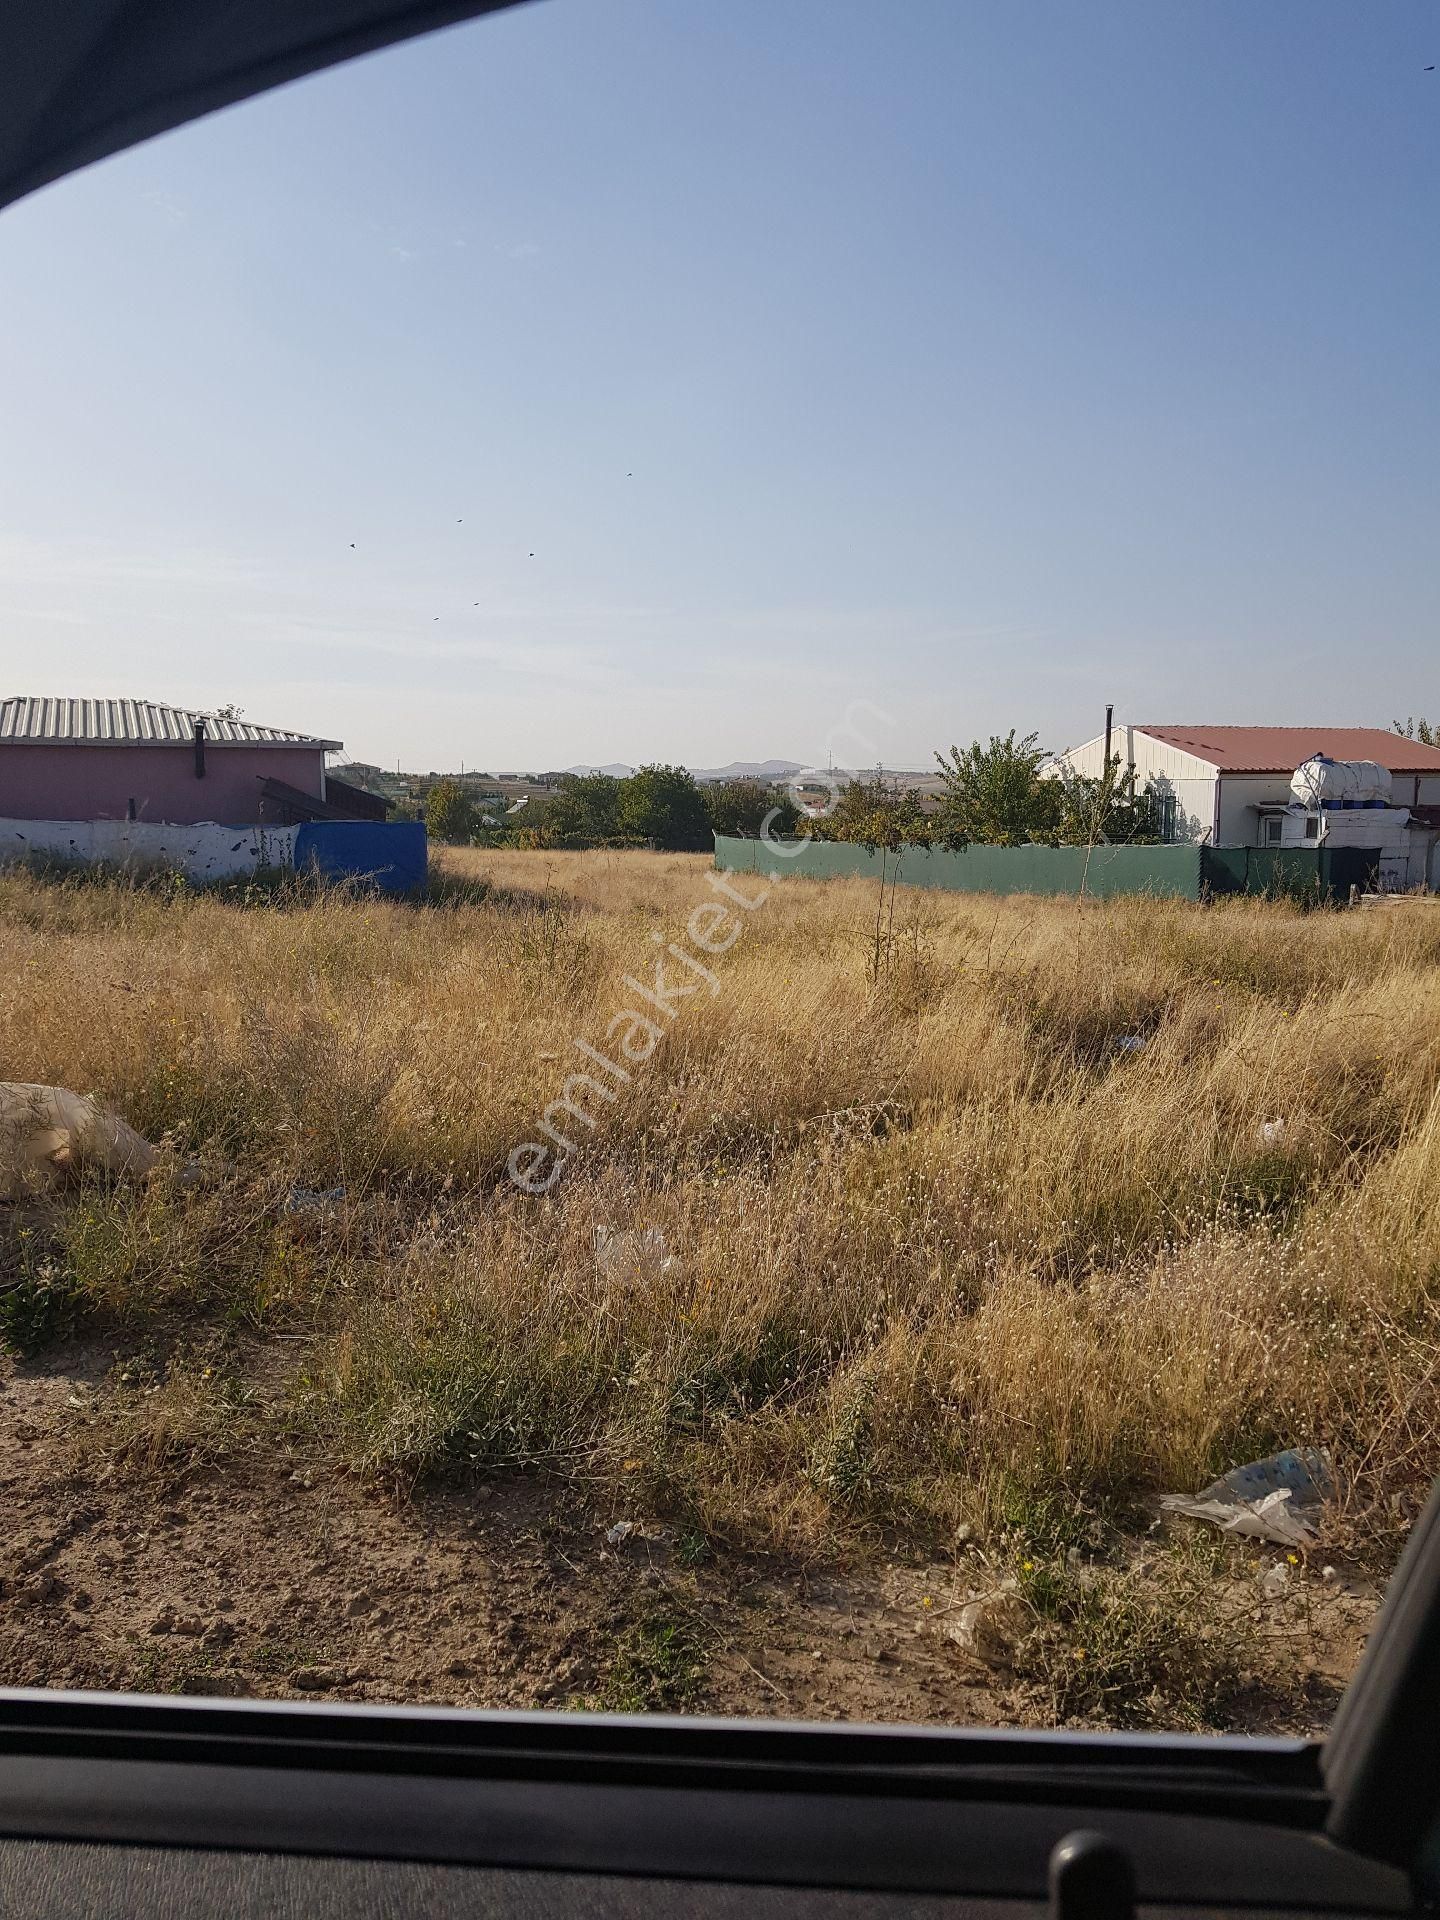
(1273, 806), (1437, 889)
(1395, 774), (1440, 807)
(1214, 774), (1307, 846)
(1051, 725), (1440, 869)
(1047, 728), (1218, 842)
(1317, 809), (1433, 891)
(0, 818), (296, 879)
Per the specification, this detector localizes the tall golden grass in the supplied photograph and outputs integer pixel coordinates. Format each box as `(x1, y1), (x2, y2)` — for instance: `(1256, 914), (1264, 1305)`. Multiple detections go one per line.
(3, 850), (1439, 1568)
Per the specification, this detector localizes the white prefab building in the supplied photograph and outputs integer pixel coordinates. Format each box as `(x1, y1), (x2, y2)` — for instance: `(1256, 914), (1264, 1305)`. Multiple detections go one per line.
(1053, 724), (1440, 844)
(1049, 724), (1440, 887)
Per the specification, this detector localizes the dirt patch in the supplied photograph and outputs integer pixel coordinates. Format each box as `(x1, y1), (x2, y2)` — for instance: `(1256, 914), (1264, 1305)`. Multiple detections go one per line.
(0, 1344), (1376, 1729)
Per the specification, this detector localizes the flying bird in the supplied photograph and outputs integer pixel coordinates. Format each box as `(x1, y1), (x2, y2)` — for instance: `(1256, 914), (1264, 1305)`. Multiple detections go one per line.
(349, 542), (355, 548)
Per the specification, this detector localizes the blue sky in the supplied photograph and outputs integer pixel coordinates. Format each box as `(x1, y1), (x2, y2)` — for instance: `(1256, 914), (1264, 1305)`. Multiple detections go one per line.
(1, 0), (1435, 773)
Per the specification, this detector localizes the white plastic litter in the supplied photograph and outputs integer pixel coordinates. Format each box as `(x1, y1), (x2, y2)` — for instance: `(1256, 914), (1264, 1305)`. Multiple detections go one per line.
(945, 1579), (1029, 1668)
(0, 1082), (158, 1199)
(605, 1521), (637, 1545)
(593, 1225), (673, 1285)
(1260, 1561), (1292, 1599)
(1161, 1449), (1333, 1549)
(1257, 1119), (1286, 1147)
(1116, 1034), (1147, 1053)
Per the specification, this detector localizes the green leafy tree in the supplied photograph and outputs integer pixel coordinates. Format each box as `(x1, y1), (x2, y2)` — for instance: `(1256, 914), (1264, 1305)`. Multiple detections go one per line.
(1393, 717), (1437, 745)
(616, 764), (711, 850)
(811, 775), (932, 850)
(705, 778), (801, 839)
(1035, 760), (1165, 845)
(933, 732), (1049, 846)
(424, 779), (479, 844)
(542, 773), (624, 847)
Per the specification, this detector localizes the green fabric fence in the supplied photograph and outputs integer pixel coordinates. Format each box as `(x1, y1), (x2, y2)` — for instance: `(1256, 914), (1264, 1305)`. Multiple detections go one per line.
(712, 835), (1377, 903)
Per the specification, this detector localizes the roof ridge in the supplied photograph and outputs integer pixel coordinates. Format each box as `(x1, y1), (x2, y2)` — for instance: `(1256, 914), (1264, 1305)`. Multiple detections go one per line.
(0, 695), (341, 751)
(1129, 722), (1440, 771)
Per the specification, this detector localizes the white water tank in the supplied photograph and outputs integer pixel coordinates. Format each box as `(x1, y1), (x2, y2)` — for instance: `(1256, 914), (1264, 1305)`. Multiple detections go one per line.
(1290, 754), (1393, 808)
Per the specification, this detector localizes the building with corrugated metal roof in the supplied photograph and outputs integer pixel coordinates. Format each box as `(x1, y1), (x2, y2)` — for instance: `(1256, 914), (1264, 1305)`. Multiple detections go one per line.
(1049, 723), (1440, 888)
(1051, 724), (1440, 846)
(0, 697), (353, 826)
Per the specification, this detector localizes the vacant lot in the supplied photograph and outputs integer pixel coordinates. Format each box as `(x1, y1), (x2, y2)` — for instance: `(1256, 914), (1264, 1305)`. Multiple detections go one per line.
(1, 851), (1437, 1728)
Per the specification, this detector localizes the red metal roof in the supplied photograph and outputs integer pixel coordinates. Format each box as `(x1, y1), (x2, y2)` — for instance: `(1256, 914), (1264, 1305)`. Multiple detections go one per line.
(1136, 725), (1440, 775)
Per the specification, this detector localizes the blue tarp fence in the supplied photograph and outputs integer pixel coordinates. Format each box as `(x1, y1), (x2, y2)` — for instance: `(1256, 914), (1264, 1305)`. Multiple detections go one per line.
(293, 822), (427, 895)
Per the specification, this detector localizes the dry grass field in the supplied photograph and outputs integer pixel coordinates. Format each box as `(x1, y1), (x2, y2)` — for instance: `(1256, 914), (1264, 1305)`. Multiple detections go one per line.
(2, 848), (1439, 1728)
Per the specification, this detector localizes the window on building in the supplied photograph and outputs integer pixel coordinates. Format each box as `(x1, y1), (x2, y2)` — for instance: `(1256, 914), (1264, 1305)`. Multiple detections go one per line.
(1304, 815), (1320, 840)
(1262, 815), (1283, 846)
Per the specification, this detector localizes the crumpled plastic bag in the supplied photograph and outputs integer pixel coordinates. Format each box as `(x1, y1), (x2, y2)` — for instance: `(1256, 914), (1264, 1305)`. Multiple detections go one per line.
(593, 1224), (673, 1285)
(1161, 1448), (1333, 1548)
(604, 1518), (667, 1547)
(0, 1082), (158, 1199)
(945, 1579), (1030, 1669)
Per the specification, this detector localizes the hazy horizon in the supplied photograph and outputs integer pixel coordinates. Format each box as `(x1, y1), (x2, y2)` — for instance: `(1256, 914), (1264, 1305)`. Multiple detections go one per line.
(2, 0), (1435, 771)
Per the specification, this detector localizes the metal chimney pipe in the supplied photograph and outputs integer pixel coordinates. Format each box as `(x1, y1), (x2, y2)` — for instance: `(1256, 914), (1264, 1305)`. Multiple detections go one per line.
(1103, 704), (1114, 773)
(193, 718), (206, 779)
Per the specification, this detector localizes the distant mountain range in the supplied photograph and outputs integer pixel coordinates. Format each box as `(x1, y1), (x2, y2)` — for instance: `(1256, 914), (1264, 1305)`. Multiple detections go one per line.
(693, 759), (807, 783)
(564, 759), (807, 784)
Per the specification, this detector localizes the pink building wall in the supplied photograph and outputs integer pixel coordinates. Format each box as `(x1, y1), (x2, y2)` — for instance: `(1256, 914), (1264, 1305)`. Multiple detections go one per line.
(0, 745), (326, 825)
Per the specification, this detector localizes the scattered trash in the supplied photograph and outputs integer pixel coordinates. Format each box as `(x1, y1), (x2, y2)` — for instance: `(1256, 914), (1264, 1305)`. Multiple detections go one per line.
(1161, 1448), (1333, 1548)
(603, 1518), (669, 1547)
(0, 1082), (160, 1199)
(944, 1579), (1029, 1669)
(1260, 1561), (1291, 1599)
(593, 1224), (673, 1286)
(1257, 1118), (1287, 1147)
(280, 1184), (347, 1217)
(1116, 1034), (1147, 1053)
(276, 1185), (347, 1244)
